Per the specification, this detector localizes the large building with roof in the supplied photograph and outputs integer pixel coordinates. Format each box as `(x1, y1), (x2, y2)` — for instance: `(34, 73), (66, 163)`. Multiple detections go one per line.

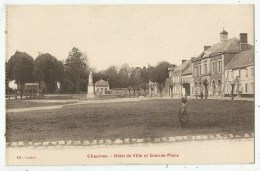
(191, 30), (253, 97)
(224, 49), (254, 97)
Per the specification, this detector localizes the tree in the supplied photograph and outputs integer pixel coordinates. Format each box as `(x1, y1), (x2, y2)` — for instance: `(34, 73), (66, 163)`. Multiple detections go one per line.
(141, 66), (149, 83)
(33, 53), (64, 93)
(93, 70), (107, 83)
(149, 61), (171, 98)
(130, 67), (142, 97)
(8, 51), (35, 84)
(157, 82), (164, 98)
(5, 62), (13, 99)
(104, 65), (119, 88)
(140, 82), (149, 96)
(118, 63), (131, 88)
(64, 47), (88, 93)
(127, 86), (132, 97)
(152, 61), (171, 82)
(7, 51), (35, 98)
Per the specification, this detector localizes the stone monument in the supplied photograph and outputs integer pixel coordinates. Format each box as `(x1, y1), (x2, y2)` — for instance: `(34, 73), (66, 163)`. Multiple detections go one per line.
(87, 69), (95, 98)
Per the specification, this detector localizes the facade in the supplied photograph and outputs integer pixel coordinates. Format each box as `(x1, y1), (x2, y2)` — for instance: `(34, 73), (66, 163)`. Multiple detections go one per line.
(224, 49), (254, 97)
(24, 83), (40, 96)
(191, 30), (253, 97)
(170, 60), (192, 97)
(181, 63), (193, 96)
(165, 65), (177, 97)
(95, 79), (109, 95)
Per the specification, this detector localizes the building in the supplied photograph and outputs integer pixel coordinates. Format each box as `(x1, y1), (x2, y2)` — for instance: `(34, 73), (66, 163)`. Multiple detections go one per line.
(181, 61), (193, 96)
(95, 79), (109, 95)
(171, 60), (192, 97)
(224, 49), (254, 97)
(24, 83), (40, 97)
(165, 65), (177, 97)
(191, 30), (253, 97)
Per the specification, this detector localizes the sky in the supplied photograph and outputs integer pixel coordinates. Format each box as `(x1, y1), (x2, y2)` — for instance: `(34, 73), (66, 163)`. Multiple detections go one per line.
(6, 5), (254, 71)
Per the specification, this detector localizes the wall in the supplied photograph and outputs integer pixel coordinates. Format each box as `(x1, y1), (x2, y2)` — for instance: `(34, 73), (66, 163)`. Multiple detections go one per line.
(225, 65), (254, 95)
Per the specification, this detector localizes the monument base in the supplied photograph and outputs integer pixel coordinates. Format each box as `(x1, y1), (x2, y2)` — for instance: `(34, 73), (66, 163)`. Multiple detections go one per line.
(86, 85), (95, 98)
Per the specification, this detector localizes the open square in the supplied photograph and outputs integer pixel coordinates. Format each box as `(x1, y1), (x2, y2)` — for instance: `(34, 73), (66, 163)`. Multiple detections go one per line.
(6, 98), (254, 142)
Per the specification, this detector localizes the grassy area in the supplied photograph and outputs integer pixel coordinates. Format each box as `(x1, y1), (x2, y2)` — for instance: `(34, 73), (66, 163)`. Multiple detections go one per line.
(6, 99), (75, 109)
(6, 99), (254, 142)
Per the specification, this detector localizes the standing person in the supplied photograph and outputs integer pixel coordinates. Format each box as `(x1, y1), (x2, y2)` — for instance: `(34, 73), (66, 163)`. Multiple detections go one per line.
(200, 91), (203, 99)
(178, 97), (189, 127)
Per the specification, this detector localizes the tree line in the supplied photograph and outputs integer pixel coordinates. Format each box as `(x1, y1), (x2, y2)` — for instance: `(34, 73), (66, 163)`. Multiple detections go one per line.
(5, 47), (175, 95)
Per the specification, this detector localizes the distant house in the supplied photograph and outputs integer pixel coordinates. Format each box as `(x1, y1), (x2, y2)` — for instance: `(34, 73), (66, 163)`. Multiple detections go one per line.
(165, 64), (177, 97)
(191, 30), (253, 97)
(95, 79), (109, 95)
(24, 83), (40, 96)
(171, 60), (192, 97)
(224, 49), (254, 97)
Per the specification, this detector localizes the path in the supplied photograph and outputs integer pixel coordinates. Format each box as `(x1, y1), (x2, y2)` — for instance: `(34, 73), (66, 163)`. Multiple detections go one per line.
(6, 97), (148, 113)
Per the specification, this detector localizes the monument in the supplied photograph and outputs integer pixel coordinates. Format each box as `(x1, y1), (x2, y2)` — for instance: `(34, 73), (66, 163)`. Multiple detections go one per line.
(87, 69), (95, 98)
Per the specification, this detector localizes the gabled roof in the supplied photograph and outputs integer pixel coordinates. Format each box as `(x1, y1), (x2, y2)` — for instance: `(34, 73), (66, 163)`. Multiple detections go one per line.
(173, 60), (191, 75)
(194, 38), (253, 60)
(181, 63), (192, 76)
(225, 50), (254, 70)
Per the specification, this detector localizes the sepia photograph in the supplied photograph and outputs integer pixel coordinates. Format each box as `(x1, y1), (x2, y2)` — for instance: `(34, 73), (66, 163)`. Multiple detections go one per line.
(4, 4), (256, 165)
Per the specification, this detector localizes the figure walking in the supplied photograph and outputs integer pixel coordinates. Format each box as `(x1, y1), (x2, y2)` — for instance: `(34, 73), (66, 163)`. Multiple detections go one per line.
(178, 97), (189, 127)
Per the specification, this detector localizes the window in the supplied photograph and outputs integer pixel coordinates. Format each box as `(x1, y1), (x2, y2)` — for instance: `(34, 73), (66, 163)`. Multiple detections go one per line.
(231, 70), (234, 80)
(199, 65), (201, 76)
(251, 68), (254, 77)
(212, 61), (215, 74)
(251, 83), (254, 93)
(245, 84), (248, 93)
(218, 61), (221, 73)
(204, 63), (207, 74)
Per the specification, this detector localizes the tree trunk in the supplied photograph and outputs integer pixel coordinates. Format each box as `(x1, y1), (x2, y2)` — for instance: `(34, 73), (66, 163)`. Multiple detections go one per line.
(205, 86), (208, 99)
(75, 79), (80, 94)
(231, 84), (234, 100)
(128, 90), (131, 97)
(20, 89), (23, 99)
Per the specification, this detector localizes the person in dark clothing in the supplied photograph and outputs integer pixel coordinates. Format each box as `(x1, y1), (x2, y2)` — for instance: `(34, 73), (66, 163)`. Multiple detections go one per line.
(200, 91), (203, 99)
(178, 97), (189, 127)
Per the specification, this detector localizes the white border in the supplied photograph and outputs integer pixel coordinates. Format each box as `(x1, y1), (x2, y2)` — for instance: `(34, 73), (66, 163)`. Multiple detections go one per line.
(0, 0), (259, 171)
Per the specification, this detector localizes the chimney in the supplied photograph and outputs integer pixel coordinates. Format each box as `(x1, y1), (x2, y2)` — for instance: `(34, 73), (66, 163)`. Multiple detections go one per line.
(204, 46), (211, 51)
(220, 29), (228, 42)
(240, 33), (248, 51)
(182, 60), (187, 64)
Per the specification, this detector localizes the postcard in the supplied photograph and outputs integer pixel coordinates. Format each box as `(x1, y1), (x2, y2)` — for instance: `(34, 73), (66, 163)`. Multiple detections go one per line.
(5, 4), (255, 165)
